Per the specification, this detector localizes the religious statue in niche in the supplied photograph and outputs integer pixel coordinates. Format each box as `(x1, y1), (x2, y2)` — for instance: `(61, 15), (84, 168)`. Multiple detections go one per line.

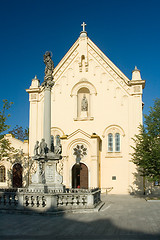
(80, 94), (88, 118)
(81, 94), (88, 111)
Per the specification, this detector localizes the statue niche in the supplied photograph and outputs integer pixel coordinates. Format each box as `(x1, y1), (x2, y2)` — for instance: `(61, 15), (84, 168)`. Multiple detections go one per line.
(77, 87), (90, 118)
(81, 94), (88, 112)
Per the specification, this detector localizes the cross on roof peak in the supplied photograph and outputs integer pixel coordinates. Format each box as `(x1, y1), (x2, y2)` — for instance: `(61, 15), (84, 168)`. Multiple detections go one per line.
(81, 22), (87, 32)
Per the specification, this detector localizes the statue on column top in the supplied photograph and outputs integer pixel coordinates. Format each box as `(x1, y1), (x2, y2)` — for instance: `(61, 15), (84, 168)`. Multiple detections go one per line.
(43, 51), (54, 82)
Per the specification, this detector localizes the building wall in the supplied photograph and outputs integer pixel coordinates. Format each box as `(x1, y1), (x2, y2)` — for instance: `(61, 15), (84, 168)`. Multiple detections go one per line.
(26, 35), (145, 194)
(0, 134), (29, 188)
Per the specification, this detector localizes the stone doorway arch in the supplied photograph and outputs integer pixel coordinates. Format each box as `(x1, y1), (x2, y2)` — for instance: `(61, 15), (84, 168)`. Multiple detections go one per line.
(72, 163), (88, 189)
(12, 163), (23, 188)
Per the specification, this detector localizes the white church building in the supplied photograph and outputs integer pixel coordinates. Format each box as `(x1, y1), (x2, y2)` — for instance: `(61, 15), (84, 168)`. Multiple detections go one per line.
(1, 24), (146, 194)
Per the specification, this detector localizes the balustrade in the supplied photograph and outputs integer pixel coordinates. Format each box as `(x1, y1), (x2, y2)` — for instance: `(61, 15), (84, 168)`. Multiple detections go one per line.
(0, 193), (18, 207)
(0, 188), (101, 211)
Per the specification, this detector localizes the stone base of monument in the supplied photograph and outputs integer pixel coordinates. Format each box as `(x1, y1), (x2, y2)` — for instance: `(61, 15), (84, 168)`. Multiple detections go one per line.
(0, 187), (101, 213)
(0, 153), (101, 213)
(15, 187), (101, 213)
(29, 154), (64, 193)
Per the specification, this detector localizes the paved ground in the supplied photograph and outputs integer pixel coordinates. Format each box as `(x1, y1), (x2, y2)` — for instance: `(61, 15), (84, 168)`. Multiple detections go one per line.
(0, 194), (160, 240)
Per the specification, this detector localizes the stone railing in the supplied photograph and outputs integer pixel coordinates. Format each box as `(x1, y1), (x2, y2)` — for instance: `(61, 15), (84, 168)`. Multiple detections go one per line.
(18, 187), (64, 194)
(57, 189), (100, 209)
(0, 188), (101, 212)
(65, 188), (99, 193)
(0, 190), (18, 209)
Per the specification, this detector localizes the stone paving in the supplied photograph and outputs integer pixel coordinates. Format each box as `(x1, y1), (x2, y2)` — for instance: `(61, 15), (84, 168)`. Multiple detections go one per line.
(0, 194), (160, 240)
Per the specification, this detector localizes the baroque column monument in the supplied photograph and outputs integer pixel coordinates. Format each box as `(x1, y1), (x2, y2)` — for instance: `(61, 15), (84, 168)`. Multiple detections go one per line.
(16, 27), (101, 211)
(30, 52), (64, 192)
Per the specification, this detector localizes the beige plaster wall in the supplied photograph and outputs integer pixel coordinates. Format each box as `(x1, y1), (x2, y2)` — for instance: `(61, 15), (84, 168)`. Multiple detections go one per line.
(27, 35), (145, 194)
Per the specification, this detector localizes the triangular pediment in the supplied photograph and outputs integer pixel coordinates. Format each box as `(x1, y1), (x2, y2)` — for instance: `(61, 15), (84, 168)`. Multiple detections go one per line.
(53, 38), (79, 80)
(67, 129), (91, 140)
(53, 35), (131, 92)
(87, 38), (130, 84)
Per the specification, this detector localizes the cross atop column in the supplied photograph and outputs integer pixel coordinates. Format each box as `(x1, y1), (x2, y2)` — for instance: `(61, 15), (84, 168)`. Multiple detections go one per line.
(81, 22), (87, 32)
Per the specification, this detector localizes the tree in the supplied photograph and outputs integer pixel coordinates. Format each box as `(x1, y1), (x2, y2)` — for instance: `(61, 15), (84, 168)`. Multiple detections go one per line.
(9, 125), (29, 141)
(144, 98), (160, 138)
(131, 98), (160, 186)
(0, 99), (13, 138)
(0, 99), (14, 162)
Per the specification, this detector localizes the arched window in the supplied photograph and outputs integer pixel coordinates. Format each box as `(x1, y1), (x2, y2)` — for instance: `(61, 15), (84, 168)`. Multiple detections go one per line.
(108, 133), (113, 152)
(0, 166), (6, 182)
(115, 133), (120, 152)
(77, 87), (90, 118)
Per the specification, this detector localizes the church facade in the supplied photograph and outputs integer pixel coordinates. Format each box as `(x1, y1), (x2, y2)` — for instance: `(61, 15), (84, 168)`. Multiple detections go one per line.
(26, 25), (145, 194)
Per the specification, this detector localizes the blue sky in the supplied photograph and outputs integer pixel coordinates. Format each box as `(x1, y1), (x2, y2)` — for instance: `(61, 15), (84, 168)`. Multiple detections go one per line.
(0, 0), (160, 131)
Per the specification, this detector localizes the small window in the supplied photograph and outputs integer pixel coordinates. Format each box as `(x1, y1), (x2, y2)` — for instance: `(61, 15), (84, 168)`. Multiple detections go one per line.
(0, 166), (6, 182)
(115, 133), (120, 152)
(108, 133), (113, 152)
(112, 176), (116, 180)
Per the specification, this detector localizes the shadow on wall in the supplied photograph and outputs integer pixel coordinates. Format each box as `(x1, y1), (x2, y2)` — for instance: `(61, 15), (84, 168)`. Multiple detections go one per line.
(130, 168), (160, 196)
(129, 170), (144, 195)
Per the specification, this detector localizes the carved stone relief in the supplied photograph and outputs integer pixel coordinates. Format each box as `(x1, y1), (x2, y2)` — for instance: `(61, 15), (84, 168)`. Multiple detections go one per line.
(57, 157), (64, 176)
(73, 144), (87, 164)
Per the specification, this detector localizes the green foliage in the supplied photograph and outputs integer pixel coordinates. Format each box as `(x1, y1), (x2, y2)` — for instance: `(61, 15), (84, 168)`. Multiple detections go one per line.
(9, 125), (29, 141)
(0, 137), (25, 163)
(0, 138), (19, 161)
(0, 99), (13, 134)
(131, 98), (160, 182)
(144, 98), (160, 137)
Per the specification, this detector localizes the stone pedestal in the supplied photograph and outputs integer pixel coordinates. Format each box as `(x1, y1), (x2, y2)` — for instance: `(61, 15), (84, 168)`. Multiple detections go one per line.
(30, 153), (64, 193)
(81, 111), (88, 118)
(45, 160), (63, 191)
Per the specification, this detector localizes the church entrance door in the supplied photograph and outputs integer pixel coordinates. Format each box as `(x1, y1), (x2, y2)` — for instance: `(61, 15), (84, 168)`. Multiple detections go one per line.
(12, 163), (23, 188)
(72, 163), (88, 189)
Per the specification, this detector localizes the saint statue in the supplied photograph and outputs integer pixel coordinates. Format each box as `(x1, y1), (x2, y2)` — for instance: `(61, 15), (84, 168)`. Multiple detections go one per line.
(43, 51), (54, 79)
(34, 141), (39, 156)
(54, 135), (62, 154)
(39, 139), (48, 155)
(81, 94), (88, 111)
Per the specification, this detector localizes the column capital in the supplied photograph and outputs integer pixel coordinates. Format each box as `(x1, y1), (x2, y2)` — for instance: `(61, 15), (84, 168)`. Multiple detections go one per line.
(42, 79), (54, 90)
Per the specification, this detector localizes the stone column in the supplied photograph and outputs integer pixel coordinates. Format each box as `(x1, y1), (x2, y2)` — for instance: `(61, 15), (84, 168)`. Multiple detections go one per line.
(42, 51), (54, 150)
(43, 83), (52, 150)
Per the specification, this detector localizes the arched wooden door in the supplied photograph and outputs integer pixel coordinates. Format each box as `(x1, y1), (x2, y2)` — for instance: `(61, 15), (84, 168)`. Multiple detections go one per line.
(72, 163), (88, 189)
(12, 163), (23, 188)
